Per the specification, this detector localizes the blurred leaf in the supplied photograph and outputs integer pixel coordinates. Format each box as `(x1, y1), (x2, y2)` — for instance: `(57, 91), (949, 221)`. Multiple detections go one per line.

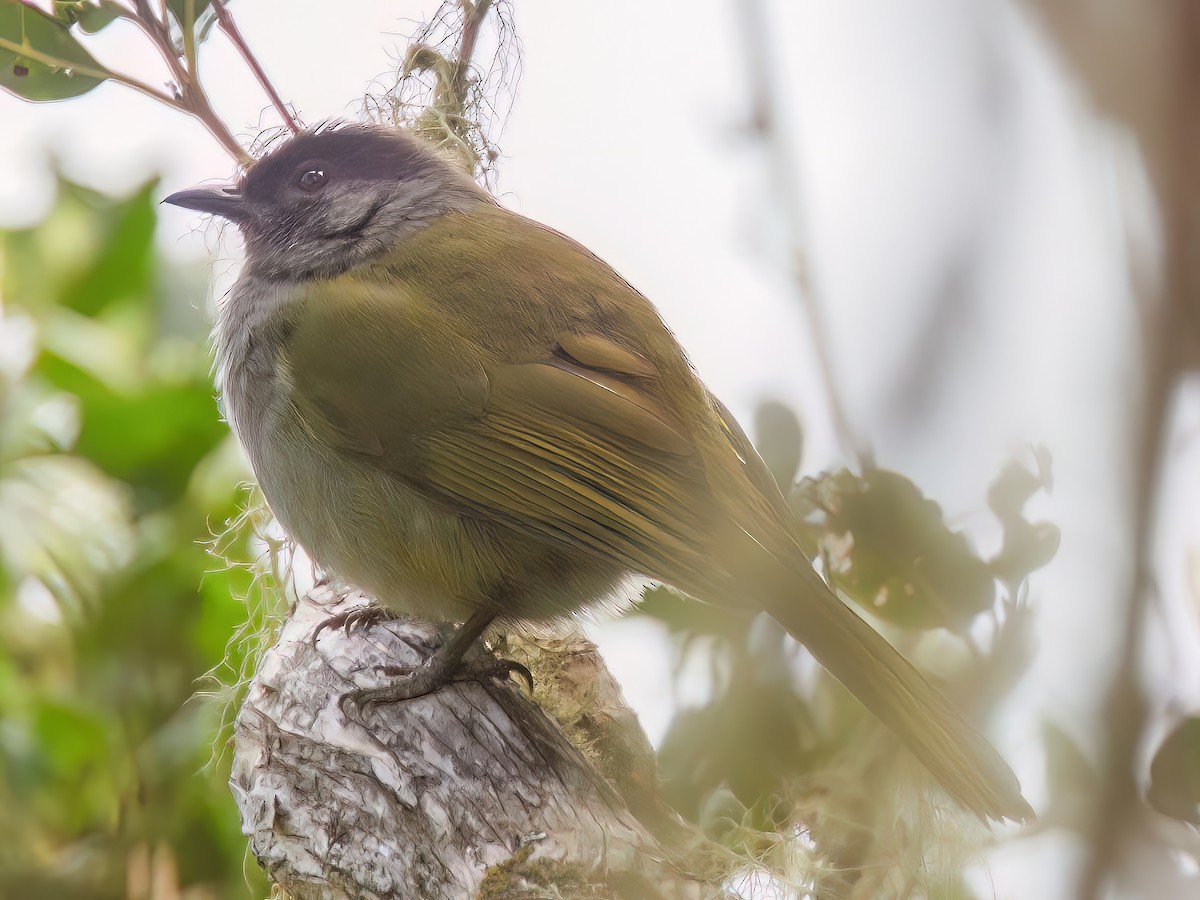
(34, 696), (112, 774)
(753, 400), (803, 491)
(987, 451), (1049, 521)
(33, 356), (227, 508)
(58, 180), (158, 316)
(0, 0), (109, 101)
(987, 447), (1058, 584)
(0, 455), (135, 600)
(796, 468), (994, 632)
(991, 519), (1060, 584)
(4, 179), (163, 322)
(0, 174), (266, 897)
(1147, 717), (1200, 825)
(659, 681), (820, 826)
(635, 584), (744, 639)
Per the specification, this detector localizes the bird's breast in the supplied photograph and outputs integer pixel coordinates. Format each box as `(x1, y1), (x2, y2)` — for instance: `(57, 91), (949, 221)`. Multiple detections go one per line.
(213, 276), (471, 619)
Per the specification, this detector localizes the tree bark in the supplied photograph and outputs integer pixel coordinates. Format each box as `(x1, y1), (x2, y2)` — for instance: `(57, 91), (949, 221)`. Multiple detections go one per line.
(230, 583), (728, 899)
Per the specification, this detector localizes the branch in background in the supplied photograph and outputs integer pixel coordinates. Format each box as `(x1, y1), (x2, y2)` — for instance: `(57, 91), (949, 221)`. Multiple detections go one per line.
(210, 0), (300, 135)
(737, 0), (873, 471)
(1076, 7), (1197, 897)
(1016, 1), (1197, 894)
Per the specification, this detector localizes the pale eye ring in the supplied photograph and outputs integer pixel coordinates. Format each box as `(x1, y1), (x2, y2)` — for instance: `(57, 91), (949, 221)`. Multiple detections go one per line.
(297, 168), (328, 191)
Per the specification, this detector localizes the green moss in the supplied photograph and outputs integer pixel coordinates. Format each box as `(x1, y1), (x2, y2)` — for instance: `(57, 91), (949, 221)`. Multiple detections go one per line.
(477, 844), (609, 899)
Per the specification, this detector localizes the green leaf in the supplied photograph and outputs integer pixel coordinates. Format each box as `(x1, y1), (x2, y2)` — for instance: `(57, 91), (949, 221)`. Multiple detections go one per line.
(34, 696), (111, 772)
(53, 1), (125, 34)
(165, 0), (224, 46)
(58, 179), (159, 315)
(1148, 717), (1200, 825)
(0, 172), (267, 899)
(797, 468), (995, 632)
(167, 0), (213, 27)
(0, 0), (109, 101)
(75, 1), (122, 34)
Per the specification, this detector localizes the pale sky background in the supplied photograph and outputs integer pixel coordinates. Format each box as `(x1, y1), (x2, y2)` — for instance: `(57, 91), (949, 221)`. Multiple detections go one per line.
(3, 1), (1199, 897)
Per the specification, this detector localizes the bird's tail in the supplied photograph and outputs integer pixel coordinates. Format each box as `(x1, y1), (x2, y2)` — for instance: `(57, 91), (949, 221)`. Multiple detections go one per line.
(716, 533), (1033, 824)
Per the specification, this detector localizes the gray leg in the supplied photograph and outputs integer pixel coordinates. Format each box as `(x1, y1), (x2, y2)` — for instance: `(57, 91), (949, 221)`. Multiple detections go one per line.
(346, 608), (532, 710)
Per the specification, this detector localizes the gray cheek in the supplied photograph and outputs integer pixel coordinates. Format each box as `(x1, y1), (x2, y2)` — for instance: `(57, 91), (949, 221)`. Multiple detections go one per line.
(325, 196), (378, 232)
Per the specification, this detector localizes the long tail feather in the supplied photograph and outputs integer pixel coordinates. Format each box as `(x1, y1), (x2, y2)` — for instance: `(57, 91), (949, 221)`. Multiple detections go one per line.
(719, 533), (1033, 824)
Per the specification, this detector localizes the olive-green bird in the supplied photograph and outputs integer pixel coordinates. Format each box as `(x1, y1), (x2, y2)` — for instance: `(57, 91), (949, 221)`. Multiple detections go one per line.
(165, 125), (1032, 823)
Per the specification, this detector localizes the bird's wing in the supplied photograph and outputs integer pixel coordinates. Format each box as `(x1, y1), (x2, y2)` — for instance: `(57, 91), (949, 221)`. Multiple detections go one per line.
(281, 275), (766, 593)
(419, 351), (731, 585)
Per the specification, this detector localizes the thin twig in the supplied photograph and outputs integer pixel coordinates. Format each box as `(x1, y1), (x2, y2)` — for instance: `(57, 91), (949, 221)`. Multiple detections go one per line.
(451, 0), (493, 101)
(738, 0), (873, 470)
(210, 0), (300, 135)
(183, 0), (198, 80)
(125, 5), (189, 87)
(184, 86), (254, 165)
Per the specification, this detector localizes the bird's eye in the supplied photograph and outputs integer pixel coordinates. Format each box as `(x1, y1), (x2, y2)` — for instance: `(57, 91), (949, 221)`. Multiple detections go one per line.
(297, 168), (328, 191)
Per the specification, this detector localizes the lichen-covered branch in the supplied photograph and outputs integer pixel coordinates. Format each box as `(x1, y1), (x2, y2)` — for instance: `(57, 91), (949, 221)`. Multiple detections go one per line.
(230, 585), (728, 899)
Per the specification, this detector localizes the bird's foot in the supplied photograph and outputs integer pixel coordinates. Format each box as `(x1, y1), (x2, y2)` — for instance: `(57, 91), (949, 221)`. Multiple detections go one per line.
(312, 604), (397, 645)
(345, 646), (533, 713)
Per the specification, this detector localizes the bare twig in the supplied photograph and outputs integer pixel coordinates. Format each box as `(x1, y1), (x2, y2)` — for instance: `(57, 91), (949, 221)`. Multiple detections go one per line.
(182, 0), (198, 80)
(1076, 280), (1173, 899)
(450, 0), (492, 101)
(127, 1), (187, 84)
(738, 0), (873, 470)
(183, 84), (253, 166)
(210, 0), (301, 135)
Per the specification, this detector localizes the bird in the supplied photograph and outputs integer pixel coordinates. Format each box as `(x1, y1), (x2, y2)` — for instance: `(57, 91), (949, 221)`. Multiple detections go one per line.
(164, 123), (1033, 823)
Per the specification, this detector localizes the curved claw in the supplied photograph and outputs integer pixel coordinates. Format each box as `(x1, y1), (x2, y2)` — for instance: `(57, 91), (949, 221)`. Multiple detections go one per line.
(481, 658), (535, 694)
(312, 605), (396, 646)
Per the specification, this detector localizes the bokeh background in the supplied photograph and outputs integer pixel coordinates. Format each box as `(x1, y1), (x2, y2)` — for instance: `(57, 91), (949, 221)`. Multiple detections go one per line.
(2, 0), (1198, 897)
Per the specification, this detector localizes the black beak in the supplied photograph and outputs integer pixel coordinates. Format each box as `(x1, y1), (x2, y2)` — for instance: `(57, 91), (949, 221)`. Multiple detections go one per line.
(162, 185), (248, 222)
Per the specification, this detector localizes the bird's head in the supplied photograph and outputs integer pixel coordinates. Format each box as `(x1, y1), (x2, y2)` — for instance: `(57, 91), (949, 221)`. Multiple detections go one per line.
(164, 124), (487, 280)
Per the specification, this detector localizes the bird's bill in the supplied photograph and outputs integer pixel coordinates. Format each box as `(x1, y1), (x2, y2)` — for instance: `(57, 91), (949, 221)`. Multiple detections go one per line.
(162, 185), (247, 222)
